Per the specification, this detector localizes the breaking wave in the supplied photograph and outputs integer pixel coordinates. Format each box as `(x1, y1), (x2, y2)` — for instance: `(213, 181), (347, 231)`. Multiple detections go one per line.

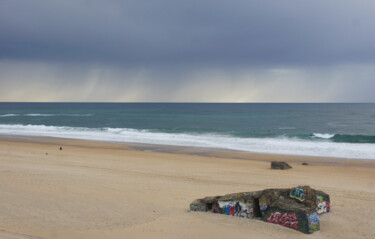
(311, 133), (375, 143)
(312, 133), (335, 139)
(0, 124), (374, 160)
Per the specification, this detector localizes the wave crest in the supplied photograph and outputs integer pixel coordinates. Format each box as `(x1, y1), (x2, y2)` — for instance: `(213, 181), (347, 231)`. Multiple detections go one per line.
(0, 124), (374, 160)
(313, 133), (335, 139)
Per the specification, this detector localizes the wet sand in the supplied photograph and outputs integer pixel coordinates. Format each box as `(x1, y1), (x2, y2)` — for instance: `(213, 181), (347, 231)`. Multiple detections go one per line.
(0, 137), (374, 239)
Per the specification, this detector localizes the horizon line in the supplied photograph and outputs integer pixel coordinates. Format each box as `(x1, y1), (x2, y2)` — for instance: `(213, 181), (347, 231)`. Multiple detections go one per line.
(0, 102), (374, 104)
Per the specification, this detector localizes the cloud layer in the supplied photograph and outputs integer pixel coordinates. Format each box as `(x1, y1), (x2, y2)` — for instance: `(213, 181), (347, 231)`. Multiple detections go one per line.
(0, 0), (374, 102)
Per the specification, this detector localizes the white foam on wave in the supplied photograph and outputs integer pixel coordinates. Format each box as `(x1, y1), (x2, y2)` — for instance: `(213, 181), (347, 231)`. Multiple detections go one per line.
(313, 133), (335, 139)
(0, 124), (374, 160)
(25, 114), (55, 117)
(23, 113), (93, 117)
(0, 114), (19, 117)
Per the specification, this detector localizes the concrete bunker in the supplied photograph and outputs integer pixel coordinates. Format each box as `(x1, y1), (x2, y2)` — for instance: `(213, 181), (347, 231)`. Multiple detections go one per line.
(190, 186), (330, 234)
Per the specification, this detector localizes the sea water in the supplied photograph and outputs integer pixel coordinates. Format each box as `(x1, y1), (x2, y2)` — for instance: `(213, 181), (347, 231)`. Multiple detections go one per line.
(0, 103), (374, 160)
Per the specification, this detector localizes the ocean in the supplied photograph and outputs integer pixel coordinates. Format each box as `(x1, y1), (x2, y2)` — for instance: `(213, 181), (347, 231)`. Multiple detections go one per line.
(0, 103), (374, 160)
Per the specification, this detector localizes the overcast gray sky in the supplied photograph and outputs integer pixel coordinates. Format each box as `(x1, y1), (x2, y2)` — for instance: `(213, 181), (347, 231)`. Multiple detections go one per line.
(1, 0), (374, 102)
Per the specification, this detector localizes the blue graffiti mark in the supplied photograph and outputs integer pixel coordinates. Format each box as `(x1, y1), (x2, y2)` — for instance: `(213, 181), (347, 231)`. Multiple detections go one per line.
(290, 187), (305, 202)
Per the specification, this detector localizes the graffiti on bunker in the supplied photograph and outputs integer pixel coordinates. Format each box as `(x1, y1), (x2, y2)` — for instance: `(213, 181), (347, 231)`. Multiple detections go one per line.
(215, 201), (254, 218)
(266, 212), (299, 230)
(190, 186), (329, 234)
(262, 207), (315, 233)
(290, 187), (305, 202)
(316, 195), (331, 214)
(308, 213), (320, 232)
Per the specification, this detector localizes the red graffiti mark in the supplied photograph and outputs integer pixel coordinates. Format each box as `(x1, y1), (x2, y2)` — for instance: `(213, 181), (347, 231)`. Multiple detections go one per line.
(326, 202), (331, 212)
(266, 212), (299, 230)
(229, 206), (235, 215)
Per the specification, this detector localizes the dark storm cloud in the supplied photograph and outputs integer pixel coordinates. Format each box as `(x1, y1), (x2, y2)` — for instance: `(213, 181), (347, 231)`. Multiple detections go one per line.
(1, 0), (375, 102)
(1, 0), (375, 67)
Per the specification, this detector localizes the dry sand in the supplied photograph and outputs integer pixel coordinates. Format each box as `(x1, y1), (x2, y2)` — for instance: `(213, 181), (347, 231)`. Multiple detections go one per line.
(0, 137), (374, 239)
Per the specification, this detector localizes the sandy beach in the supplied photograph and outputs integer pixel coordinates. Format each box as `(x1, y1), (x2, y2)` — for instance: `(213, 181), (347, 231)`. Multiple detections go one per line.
(0, 137), (374, 239)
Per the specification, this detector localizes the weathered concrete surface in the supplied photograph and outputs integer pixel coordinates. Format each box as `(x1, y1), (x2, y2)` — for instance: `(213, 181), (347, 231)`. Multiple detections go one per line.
(190, 186), (330, 234)
(270, 161), (292, 170)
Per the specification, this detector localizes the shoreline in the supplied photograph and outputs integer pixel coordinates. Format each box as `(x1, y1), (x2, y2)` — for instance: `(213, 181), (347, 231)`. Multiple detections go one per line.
(1, 122), (374, 161)
(0, 134), (374, 238)
(1, 134), (374, 168)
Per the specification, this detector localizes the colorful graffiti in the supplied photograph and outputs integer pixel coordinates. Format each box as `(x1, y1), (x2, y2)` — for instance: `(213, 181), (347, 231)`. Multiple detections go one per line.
(190, 187), (329, 234)
(308, 213), (320, 232)
(263, 207), (313, 233)
(290, 187), (305, 202)
(316, 195), (331, 214)
(266, 212), (299, 230)
(215, 201), (253, 218)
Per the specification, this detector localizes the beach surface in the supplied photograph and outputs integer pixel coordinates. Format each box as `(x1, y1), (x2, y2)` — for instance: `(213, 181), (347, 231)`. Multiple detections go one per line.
(0, 137), (374, 239)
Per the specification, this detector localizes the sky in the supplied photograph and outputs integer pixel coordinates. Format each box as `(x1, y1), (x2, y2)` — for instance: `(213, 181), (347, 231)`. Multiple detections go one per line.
(0, 0), (375, 102)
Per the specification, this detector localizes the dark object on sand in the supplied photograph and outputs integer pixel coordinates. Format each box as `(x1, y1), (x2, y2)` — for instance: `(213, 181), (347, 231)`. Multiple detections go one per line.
(302, 162), (309, 165)
(45, 153), (48, 155)
(190, 186), (330, 234)
(60, 147), (62, 150)
(271, 161), (292, 170)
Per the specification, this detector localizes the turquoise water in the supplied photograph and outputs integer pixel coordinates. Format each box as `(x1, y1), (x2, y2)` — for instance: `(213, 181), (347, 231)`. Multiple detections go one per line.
(0, 103), (374, 159)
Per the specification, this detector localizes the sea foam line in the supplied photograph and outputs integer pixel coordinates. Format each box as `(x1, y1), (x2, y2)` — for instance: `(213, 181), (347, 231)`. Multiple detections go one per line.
(0, 114), (19, 117)
(313, 133), (335, 139)
(0, 124), (374, 160)
(0, 113), (93, 117)
(24, 113), (93, 117)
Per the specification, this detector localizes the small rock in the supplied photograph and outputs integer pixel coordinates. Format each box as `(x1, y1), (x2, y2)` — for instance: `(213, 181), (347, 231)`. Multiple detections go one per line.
(60, 147), (62, 150)
(302, 162), (309, 165)
(271, 161), (292, 170)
